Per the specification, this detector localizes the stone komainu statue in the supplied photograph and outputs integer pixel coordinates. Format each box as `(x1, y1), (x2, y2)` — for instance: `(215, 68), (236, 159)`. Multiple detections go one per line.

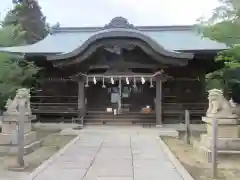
(5, 88), (31, 115)
(206, 89), (238, 118)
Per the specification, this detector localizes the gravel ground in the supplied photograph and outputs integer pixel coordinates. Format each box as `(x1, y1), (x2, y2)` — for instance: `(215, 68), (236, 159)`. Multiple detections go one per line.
(162, 131), (240, 180)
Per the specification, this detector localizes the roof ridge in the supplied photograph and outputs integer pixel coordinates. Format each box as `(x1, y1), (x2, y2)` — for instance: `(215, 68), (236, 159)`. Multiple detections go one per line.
(51, 25), (196, 34)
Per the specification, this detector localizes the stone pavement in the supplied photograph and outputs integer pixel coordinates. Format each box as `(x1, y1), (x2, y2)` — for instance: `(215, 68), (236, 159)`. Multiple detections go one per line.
(22, 126), (193, 180)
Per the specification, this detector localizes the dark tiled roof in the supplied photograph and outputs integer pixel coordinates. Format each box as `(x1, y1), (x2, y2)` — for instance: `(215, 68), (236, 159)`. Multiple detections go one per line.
(0, 20), (227, 55)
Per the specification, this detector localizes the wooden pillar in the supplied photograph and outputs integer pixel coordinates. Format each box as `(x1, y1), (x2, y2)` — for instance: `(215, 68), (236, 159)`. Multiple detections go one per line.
(77, 80), (85, 120)
(200, 74), (206, 98)
(156, 77), (163, 126)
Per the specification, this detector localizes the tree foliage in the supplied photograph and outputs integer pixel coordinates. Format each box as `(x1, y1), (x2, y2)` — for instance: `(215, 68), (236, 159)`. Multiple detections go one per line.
(199, 0), (240, 60)
(198, 0), (240, 93)
(0, 25), (25, 46)
(0, 0), (46, 111)
(0, 52), (40, 110)
(0, 25), (40, 110)
(2, 0), (49, 44)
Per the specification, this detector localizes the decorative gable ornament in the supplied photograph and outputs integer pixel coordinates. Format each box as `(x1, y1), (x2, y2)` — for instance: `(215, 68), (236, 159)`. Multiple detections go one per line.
(104, 17), (136, 29)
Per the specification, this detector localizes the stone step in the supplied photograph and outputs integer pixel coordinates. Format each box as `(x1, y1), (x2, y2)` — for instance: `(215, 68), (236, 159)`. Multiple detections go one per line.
(84, 116), (155, 119)
(84, 117), (156, 120)
(84, 118), (156, 122)
(84, 121), (155, 125)
(87, 111), (155, 115)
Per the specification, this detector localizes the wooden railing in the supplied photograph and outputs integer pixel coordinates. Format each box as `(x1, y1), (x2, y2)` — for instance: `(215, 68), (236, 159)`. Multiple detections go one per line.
(30, 101), (207, 114)
(31, 96), (81, 117)
(162, 102), (207, 124)
(31, 96), (78, 103)
(31, 103), (78, 115)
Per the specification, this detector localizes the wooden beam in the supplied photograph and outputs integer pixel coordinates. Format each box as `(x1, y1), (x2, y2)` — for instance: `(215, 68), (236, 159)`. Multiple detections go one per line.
(77, 80), (86, 123)
(156, 77), (163, 126)
(46, 78), (77, 82)
(88, 62), (160, 69)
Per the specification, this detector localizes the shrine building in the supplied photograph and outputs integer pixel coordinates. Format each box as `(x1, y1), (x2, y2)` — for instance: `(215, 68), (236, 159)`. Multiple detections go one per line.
(0, 17), (227, 125)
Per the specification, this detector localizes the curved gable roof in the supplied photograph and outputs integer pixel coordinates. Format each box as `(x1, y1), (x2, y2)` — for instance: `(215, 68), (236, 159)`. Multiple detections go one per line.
(47, 27), (193, 61)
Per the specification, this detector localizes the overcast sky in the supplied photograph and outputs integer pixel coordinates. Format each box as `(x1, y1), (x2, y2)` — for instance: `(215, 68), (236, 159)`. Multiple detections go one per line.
(0, 0), (219, 27)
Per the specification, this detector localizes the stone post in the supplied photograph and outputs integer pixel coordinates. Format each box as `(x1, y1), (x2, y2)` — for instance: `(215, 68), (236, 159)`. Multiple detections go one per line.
(17, 102), (25, 167)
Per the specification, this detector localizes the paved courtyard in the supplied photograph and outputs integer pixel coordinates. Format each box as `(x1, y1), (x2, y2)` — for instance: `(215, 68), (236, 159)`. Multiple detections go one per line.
(23, 126), (192, 180)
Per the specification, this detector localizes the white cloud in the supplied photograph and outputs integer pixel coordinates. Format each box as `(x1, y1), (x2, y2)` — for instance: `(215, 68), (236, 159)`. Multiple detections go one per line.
(109, 0), (220, 25)
(1, 0), (220, 26)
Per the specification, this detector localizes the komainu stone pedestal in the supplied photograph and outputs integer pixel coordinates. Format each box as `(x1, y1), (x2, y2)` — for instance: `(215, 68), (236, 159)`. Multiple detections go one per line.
(199, 117), (240, 151)
(0, 114), (41, 155)
(195, 116), (240, 161)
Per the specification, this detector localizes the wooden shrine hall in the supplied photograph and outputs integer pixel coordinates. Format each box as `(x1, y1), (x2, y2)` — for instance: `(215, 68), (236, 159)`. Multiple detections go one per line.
(0, 17), (227, 125)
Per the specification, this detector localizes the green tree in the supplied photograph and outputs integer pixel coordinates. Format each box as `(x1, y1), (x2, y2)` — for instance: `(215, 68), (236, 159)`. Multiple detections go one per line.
(0, 25), (25, 46)
(0, 26), (40, 111)
(0, 0), (47, 112)
(3, 0), (48, 44)
(198, 0), (240, 93)
(0, 53), (40, 110)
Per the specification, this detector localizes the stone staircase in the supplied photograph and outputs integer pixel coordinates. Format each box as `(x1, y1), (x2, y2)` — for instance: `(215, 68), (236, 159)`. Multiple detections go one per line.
(84, 111), (156, 125)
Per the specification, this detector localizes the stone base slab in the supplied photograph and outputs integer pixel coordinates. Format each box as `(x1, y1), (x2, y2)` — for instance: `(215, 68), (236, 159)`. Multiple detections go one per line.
(3, 114), (36, 123)
(193, 140), (240, 162)
(0, 140), (42, 155)
(1, 122), (32, 134)
(60, 128), (81, 136)
(202, 116), (239, 125)
(199, 134), (240, 150)
(202, 116), (240, 138)
(158, 129), (179, 137)
(206, 124), (240, 138)
(0, 131), (36, 145)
